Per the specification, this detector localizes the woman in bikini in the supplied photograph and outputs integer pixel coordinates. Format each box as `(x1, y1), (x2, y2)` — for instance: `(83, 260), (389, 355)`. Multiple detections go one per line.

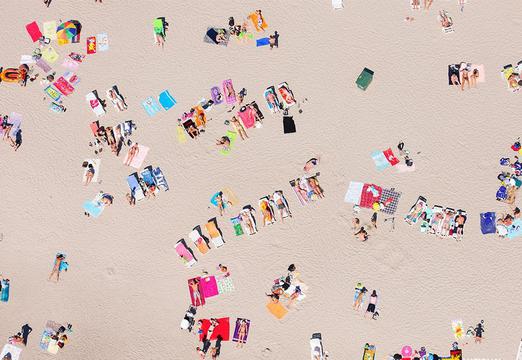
(125, 143), (140, 166)
(353, 286), (367, 310)
(231, 116), (248, 140)
(308, 177), (324, 198)
(240, 210), (256, 234)
(84, 164), (95, 185)
(265, 91), (279, 112)
(216, 136), (231, 151)
(470, 68), (479, 88)
(189, 278), (203, 306)
(48, 254), (65, 282)
(236, 319), (249, 348)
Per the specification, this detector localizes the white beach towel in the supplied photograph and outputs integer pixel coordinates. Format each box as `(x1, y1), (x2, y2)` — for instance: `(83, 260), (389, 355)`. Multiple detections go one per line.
(344, 181), (363, 204)
(332, 0), (343, 9)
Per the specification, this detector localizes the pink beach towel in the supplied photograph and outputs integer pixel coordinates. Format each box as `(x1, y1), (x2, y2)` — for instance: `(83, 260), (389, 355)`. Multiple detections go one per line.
(26, 21), (43, 42)
(238, 107), (256, 128)
(124, 144), (149, 169)
(200, 276), (219, 298)
(54, 77), (75, 96)
(175, 241), (195, 263)
(223, 79), (236, 104)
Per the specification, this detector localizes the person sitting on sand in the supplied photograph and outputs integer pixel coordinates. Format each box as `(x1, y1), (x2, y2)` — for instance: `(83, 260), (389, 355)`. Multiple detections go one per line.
(231, 116), (248, 140)
(217, 264), (230, 278)
(125, 143), (140, 166)
(354, 227), (368, 241)
(304, 158), (319, 173)
(269, 31), (279, 49)
(216, 136), (231, 151)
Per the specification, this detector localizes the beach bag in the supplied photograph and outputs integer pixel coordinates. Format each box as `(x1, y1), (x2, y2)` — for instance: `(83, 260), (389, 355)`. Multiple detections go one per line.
(480, 212), (496, 234)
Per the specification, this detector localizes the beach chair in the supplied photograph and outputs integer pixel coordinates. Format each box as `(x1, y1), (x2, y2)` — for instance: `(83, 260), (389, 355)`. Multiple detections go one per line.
(310, 333), (325, 360)
(151, 166), (169, 191)
(189, 228), (210, 254)
(175, 240), (197, 267)
(127, 173), (145, 201)
(356, 68), (374, 90)
(205, 220), (224, 248)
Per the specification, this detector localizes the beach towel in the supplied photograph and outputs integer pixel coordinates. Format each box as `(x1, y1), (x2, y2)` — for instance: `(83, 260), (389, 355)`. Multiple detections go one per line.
(222, 188), (239, 206)
(0, 281), (9, 302)
(43, 21), (57, 39)
(217, 276), (235, 294)
(480, 212), (496, 234)
(1, 344), (22, 360)
(371, 151), (390, 171)
(188, 229), (209, 254)
(199, 318), (230, 342)
(42, 46), (59, 63)
(248, 12), (268, 31)
(264, 86), (281, 113)
(85, 92), (105, 117)
(395, 162), (416, 173)
(127, 173), (145, 201)
(283, 115), (296, 134)
(238, 107), (256, 128)
(223, 79), (236, 104)
(175, 240), (197, 267)
(159, 90), (176, 110)
(83, 159), (101, 183)
(290, 178), (308, 206)
(230, 216), (244, 236)
(142, 96), (161, 117)
(277, 82), (296, 107)
(450, 349), (462, 360)
(507, 218), (522, 239)
(360, 183), (382, 208)
(210, 189), (235, 208)
(62, 57), (80, 71)
(256, 37), (270, 47)
(232, 319), (251, 343)
(36, 58), (52, 73)
(124, 144), (149, 169)
(452, 320), (463, 339)
(83, 199), (104, 218)
(54, 77), (75, 96)
(204, 27), (230, 46)
(362, 344), (376, 360)
(188, 277), (206, 306)
(205, 220), (225, 247)
(380, 188), (401, 215)
(356, 68), (374, 90)
(20, 55), (35, 65)
(152, 167), (169, 191)
(332, 0), (344, 9)
(26, 21), (43, 42)
(211, 86), (224, 104)
(219, 130), (237, 155)
(266, 301), (288, 319)
(200, 276), (219, 298)
(87, 36), (96, 54)
(45, 86), (62, 102)
(96, 33), (109, 51)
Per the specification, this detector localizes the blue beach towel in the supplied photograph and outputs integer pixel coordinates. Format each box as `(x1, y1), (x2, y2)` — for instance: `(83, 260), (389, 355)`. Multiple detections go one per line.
(256, 37), (270, 47)
(507, 219), (522, 239)
(480, 212), (496, 234)
(0, 281), (10, 302)
(371, 151), (390, 171)
(142, 96), (161, 117)
(158, 90), (176, 111)
(83, 200), (104, 218)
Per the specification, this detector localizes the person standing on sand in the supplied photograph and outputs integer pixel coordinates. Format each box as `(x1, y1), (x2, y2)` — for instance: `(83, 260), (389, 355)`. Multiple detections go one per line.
(21, 324), (32, 346)
(43, 0), (52, 7)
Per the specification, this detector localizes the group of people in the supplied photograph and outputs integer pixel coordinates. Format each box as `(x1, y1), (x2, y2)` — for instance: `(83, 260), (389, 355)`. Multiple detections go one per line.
(266, 264), (306, 309)
(353, 283), (379, 319)
(449, 63), (480, 91)
(352, 211), (378, 242)
(0, 114), (22, 151)
(7, 324), (32, 347)
(195, 319), (223, 360)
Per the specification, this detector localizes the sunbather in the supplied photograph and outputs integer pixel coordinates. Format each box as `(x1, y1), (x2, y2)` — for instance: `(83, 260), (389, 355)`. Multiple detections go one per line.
(189, 278), (203, 306)
(236, 319), (248, 348)
(423, 0), (433, 10)
(470, 69), (479, 88)
(255, 10), (266, 31)
(84, 163), (95, 185)
(215, 193), (231, 216)
(405, 202), (424, 224)
(365, 290), (378, 318)
(304, 158), (319, 173)
(308, 177), (324, 198)
(272, 191), (291, 220)
(216, 136), (231, 152)
(439, 10), (453, 29)
(412, 0), (420, 9)
(269, 31), (279, 49)
(287, 285), (302, 308)
(279, 84), (296, 105)
(48, 253), (65, 282)
(265, 91), (279, 112)
(125, 143), (140, 166)
(460, 68), (470, 91)
(240, 210), (256, 234)
(231, 116), (248, 140)
(108, 88), (127, 111)
(353, 286), (367, 310)
(455, 213), (466, 236)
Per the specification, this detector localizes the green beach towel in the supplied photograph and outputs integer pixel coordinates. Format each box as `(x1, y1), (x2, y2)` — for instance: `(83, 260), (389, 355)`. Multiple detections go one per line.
(219, 130), (237, 155)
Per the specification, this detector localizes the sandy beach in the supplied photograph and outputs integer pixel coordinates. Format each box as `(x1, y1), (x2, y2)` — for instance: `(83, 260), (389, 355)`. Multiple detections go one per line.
(1, 1), (522, 359)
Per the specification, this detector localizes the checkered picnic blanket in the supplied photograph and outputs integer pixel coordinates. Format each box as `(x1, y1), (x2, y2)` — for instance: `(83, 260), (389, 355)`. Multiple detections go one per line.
(217, 276), (235, 294)
(380, 188), (401, 215)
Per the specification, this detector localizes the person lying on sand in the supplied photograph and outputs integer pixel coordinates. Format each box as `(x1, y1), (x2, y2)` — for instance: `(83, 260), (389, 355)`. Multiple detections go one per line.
(216, 136), (231, 151)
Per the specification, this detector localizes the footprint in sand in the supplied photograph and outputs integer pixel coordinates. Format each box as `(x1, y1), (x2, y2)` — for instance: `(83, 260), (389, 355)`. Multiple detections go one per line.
(106, 267), (115, 276)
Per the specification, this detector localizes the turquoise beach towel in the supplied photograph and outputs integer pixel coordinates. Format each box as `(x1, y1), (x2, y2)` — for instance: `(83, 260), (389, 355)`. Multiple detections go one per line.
(371, 151), (390, 171)
(142, 96), (161, 117)
(159, 90), (176, 111)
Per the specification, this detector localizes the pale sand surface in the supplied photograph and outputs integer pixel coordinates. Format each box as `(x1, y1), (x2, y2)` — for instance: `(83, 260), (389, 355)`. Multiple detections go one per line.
(1, 1), (522, 359)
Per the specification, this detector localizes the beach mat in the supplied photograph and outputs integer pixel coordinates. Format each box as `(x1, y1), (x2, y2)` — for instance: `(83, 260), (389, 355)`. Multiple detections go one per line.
(256, 37), (270, 47)
(142, 96), (161, 117)
(204, 27), (230, 46)
(200, 276), (219, 298)
(480, 212), (496, 234)
(266, 301), (288, 319)
(83, 199), (104, 218)
(97, 33), (109, 51)
(1, 344), (22, 360)
(124, 144), (149, 169)
(217, 276), (235, 294)
(199, 318), (230, 341)
(159, 90), (176, 110)
(283, 115), (296, 134)
(42, 47), (59, 63)
(43, 20), (57, 39)
(26, 21), (43, 42)
(232, 318), (251, 343)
